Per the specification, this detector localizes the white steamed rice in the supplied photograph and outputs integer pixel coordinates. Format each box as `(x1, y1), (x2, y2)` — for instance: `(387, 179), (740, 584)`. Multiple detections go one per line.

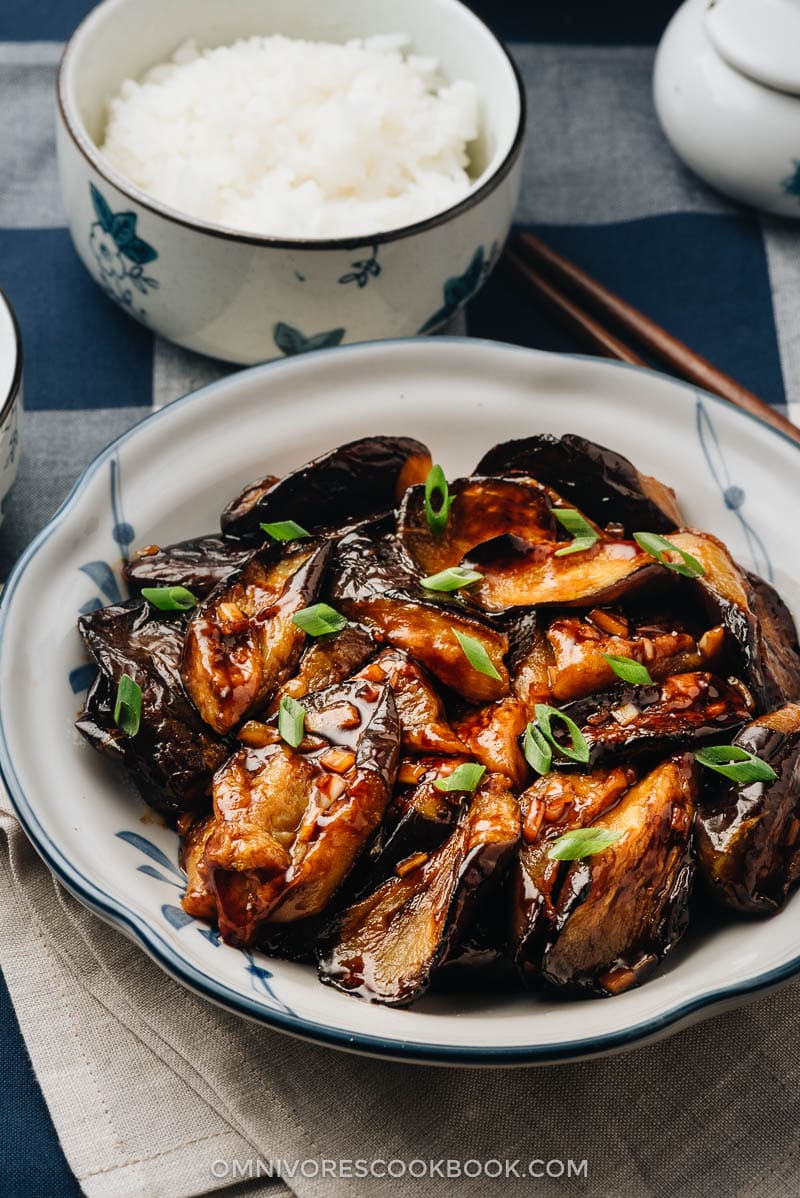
(100, 34), (479, 239)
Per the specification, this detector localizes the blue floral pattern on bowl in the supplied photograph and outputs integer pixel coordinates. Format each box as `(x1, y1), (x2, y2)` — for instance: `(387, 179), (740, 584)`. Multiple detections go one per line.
(338, 244), (381, 288)
(273, 321), (345, 356)
(89, 184), (159, 318)
(418, 241), (499, 334)
(781, 161), (800, 203)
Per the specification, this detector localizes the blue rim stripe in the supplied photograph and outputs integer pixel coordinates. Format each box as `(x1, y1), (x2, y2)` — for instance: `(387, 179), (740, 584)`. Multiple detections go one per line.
(1, 337), (799, 1065)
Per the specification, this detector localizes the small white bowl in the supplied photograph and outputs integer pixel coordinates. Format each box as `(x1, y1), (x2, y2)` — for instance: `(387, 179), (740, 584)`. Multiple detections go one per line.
(56, 0), (525, 364)
(0, 291), (22, 526)
(654, 0), (800, 218)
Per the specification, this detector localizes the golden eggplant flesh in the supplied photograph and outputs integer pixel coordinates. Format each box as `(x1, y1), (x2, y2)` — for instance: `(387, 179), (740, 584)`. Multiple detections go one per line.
(181, 540), (331, 734)
(318, 775), (521, 1006)
(695, 704), (800, 913)
(198, 678), (400, 945)
(540, 755), (699, 995)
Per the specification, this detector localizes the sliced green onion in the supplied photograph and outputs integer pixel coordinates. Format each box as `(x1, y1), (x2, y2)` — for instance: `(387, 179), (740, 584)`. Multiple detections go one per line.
(453, 630), (503, 682)
(633, 532), (705, 578)
(534, 702), (590, 765)
(140, 585), (198, 612)
(602, 653), (654, 686)
(291, 603), (348, 637)
(424, 465), (453, 535)
(114, 673), (142, 738)
(524, 723), (553, 776)
(260, 520), (311, 541)
(433, 762), (486, 792)
(695, 745), (777, 784)
(420, 566), (483, 592)
(553, 508), (599, 557)
(278, 694), (305, 748)
(547, 826), (623, 861)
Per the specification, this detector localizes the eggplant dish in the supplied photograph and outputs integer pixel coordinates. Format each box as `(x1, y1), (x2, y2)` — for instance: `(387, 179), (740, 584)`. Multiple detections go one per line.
(76, 433), (800, 1006)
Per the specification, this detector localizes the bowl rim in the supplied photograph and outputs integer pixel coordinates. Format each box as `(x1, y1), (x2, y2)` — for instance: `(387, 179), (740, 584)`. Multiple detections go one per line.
(56, 0), (527, 252)
(1, 337), (800, 1065)
(0, 289), (23, 429)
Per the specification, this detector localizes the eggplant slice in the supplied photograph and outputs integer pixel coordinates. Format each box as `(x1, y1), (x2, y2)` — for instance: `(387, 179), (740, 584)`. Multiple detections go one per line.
(398, 476), (556, 576)
(202, 679), (400, 945)
(221, 435), (432, 540)
(269, 622), (377, 711)
(695, 704), (800, 914)
(544, 609), (723, 703)
(318, 774), (521, 1006)
(452, 696), (529, 788)
(562, 671), (752, 768)
(511, 766), (637, 977)
(356, 648), (467, 755)
(124, 535), (253, 597)
(76, 602), (230, 813)
(540, 754), (699, 995)
(181, 539), (331, 734)
(329, 529), (510, 703)
(747, 573), (800, 707)
(465, 537), (663, 612)
(474, 434), (682, 533)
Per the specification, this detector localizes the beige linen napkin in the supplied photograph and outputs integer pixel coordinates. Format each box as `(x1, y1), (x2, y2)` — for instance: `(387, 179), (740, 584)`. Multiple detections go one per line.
(3, 772), (800, 1198)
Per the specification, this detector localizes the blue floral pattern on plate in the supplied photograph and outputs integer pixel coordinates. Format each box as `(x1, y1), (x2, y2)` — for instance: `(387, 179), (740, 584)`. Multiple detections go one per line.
(89, 183), (159, 319)
(273, 321), (345, 355)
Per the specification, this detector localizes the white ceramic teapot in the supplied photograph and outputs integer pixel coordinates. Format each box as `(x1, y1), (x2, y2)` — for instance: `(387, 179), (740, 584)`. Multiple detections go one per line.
(654, 0), (800, 217)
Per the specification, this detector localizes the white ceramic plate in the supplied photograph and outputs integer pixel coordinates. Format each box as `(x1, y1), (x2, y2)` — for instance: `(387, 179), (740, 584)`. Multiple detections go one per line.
(1, 338), (798, 1065)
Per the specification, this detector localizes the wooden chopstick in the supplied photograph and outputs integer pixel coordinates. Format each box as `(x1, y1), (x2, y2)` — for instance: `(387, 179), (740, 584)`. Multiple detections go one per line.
(502, 232), (800, 447)
(500, 248), (648, 368)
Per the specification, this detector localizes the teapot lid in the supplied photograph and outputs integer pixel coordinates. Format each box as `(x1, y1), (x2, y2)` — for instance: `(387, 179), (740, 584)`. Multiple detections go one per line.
(705, 0), (800, 95)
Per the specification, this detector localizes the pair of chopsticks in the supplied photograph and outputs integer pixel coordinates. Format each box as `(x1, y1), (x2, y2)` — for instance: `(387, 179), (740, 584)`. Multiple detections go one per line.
(500, 233), (800, 447)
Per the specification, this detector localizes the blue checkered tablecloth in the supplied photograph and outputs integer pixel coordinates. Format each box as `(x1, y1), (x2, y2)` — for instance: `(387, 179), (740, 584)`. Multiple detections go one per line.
(1, 2), (799, 1194)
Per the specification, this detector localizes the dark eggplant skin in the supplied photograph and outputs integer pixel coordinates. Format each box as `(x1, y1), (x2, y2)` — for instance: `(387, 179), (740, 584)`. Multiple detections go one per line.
(695, 704), (800, 914)
(76, 602), (230, 814)
(397, 476), (556, 576)
(561, 671), (752, 768)
(181, 539), (332, 734)
(747, 573), (800, 708)
(268, 622), (377, 712)
(220, 436), (433, 540)
(124, 535), (252, 597)
(511, 766), (637, 979)
(201, 679), (400, 945)
(474, 434), (682, 533)
(540, 754), (699, 996)
(317, 774), (521, 1006)
(363, 758), (467, 882)
(328, 530), (510, 703)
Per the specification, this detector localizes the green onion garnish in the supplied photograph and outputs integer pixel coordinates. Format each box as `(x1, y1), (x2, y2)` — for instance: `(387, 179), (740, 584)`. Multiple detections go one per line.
(433, 762), (486, 792)
(602, 653), (654, 686)
(553, 508), (599, 557)
(113, 673), (142, 738)
(547, 826), (623, 861)
(291, 603), (348, 637)
(260, 520), (311, 541)
(633, 532), (705, 578)
(524, 724), (553, 776)
(534, 702), (590, 765)
(453, 630), (503, 681)
(420, 566), (483, 592)
(278, 694), (305, 748)
(424, 465), (453, 535)
(140, 585), (198, 612)
(694, 745), (777, 784)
